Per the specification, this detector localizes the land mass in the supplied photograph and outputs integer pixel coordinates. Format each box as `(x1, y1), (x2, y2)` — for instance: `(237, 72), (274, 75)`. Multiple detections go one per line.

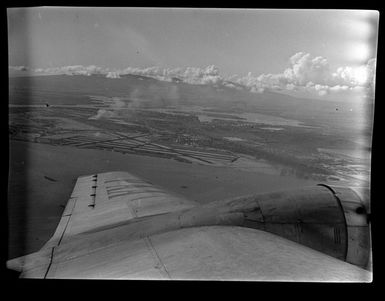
(8, 74), (373, 258)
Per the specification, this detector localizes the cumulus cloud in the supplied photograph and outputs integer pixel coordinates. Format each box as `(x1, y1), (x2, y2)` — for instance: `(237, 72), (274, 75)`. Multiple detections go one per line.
(222, 81), (243, 90)
(35, 65), (105, 76)
(9, 66), (29, 71)
(286, 52), (330, 86)
(178, 65), (223, 85)
(230, 52), (376, 97)
(106, 71), (121, 79)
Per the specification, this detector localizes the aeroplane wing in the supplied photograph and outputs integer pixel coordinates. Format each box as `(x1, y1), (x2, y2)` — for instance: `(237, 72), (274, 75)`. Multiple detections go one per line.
(7, 171), (372, 281)
(42, 171), (198, 248)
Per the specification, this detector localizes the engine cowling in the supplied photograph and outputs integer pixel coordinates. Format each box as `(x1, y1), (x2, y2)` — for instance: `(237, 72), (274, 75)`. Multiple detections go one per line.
(240, 184), (371, 269)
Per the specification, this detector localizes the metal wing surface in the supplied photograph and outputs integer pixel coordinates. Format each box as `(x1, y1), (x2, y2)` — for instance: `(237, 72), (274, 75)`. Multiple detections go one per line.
(46, 171), (198, 247)
(7, 171), (372, 281)
(8, 171), (197, 277)
(18, 226), (371, 281)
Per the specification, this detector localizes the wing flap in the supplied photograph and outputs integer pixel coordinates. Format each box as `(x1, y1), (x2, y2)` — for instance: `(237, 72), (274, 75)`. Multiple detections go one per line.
(149, 226), (371, 281)
(44, 237), (167, 279)
(43, 226), (371, 281)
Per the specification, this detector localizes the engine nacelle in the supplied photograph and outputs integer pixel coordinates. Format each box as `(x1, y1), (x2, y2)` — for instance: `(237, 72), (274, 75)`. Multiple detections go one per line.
(240, 184), (370, 269)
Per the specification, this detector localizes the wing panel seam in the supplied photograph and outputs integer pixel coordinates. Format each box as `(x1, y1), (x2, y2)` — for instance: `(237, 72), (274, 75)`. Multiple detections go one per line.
(144, 237), (171, 279)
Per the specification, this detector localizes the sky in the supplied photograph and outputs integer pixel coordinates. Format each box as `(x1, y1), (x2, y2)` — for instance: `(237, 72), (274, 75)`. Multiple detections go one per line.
(7, 7), (379, 100)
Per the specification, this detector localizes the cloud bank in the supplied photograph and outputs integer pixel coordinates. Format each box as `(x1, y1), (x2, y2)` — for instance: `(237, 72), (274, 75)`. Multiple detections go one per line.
(231, 52), (376, 97)
(29, 52), (376, 98)
(34, 64), (223, 85)
(105, 65), (224, 85)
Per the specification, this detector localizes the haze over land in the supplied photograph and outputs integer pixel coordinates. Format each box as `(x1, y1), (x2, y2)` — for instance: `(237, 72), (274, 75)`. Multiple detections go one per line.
(9, 71), (374, 184)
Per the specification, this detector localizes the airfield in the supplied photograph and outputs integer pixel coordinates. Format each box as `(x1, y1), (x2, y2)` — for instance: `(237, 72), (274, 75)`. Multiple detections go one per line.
(8, 74), (373, 259)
